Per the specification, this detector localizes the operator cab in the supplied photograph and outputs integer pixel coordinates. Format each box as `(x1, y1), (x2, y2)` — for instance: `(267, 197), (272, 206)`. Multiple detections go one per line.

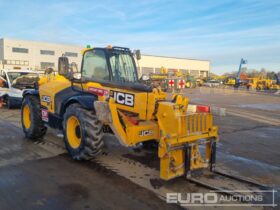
(83, 47), (138, 82)
(59, 46), (152, 92)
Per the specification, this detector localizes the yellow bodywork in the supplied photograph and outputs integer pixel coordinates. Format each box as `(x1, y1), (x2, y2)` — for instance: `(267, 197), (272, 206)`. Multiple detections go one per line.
(37, 59), (218, 181)
(224, 78), (236, 85)
(39, 75), (71, 113)
(155, 96), (218, 179)
(96, 84), (218, 180)
(38, 73), (218, 180)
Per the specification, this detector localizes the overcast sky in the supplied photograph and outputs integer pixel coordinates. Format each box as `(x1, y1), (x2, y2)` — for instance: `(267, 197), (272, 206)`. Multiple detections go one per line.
(0, 0), (279, 74)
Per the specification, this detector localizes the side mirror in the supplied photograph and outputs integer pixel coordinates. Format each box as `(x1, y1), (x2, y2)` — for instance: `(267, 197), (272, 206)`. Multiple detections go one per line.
(45, 67), (54, 75)
(135, 49), (141, 60)
(58, 56), (70, 76)
(73, 72), (82, 80)
(141, 74), (150, 81)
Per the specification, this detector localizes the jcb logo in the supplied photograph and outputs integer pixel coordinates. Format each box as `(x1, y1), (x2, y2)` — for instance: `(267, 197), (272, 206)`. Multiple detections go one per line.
(110, 91), (134, 107)
(139, 130), (153, 137)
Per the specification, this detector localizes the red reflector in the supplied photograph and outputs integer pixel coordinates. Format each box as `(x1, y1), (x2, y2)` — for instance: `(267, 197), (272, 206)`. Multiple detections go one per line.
(196, 105), (210, 113)
(41, 109), (49, 122)
(88, 87), (109, 96)
(126, 116), (139, 125)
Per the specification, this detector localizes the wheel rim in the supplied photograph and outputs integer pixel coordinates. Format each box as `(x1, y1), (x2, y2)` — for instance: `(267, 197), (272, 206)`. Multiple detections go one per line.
(66, 116), (82, 149)
(23, 104), (31, 129)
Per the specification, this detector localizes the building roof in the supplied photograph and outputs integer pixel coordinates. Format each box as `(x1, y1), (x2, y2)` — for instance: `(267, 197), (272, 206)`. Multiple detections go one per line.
(142, 54), (209, 62)
(1, 37), (83, 48)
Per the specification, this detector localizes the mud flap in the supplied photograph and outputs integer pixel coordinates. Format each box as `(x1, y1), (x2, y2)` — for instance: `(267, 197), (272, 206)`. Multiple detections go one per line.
(185, 145), (191, 178)
(210, 141), (216, 172)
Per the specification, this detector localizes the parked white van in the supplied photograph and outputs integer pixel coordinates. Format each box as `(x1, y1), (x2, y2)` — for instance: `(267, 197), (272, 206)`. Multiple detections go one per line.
(0, 70), (41, 108)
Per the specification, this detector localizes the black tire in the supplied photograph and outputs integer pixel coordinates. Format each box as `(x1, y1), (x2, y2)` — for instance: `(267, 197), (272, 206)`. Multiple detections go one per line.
(142, 140), (158, 150)
(6, 96), (15, 109)
(63, 104), (104, 160)
(21, 95), (47, 139)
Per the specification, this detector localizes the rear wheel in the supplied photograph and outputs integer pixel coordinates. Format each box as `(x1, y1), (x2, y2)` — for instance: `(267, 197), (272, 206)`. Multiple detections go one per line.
(63, 104), (104, 160)
(21, 95), (47, 139)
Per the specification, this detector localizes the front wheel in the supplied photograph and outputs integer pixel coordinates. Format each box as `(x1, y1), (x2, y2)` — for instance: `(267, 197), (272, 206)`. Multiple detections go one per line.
(21, 95), (47, 139)
(63, 104), (104, 160)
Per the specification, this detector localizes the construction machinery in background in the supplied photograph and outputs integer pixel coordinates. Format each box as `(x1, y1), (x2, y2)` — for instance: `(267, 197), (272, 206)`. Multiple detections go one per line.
(20, 46), (219, 180)
(223, 58), (248, 87)
(214, 58), (279, 91)
(221, 72), (280, 91)
(272, 73), (280, 90)
(145, 74), (166, 89)
(196, 78), (205, 87)
(173, 69), (198, 88)
(248, 75), (269, 90)
(223, 77), (236, 86)
(235, 58), (248, 87)
(248, 73), (280, 91)
(148, 67), (198, 91)
(148, 67), (168, 90)
(185, 74), (197, 88)
(147, 67), (187, 92)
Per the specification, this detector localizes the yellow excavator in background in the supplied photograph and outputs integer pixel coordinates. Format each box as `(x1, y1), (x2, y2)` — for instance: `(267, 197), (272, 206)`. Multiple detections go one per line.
(248, 74), (280, 90)
(223, 77), (236, 86)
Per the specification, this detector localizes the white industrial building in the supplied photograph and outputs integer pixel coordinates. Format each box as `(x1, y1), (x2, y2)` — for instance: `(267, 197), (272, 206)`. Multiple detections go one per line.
(0, 38), (82, 71)
(0, 38), (210, 78)
(138, 55), (209, 78)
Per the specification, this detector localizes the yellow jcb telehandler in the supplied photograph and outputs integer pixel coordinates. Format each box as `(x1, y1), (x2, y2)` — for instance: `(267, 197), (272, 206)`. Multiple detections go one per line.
(21, 46), (218, 180)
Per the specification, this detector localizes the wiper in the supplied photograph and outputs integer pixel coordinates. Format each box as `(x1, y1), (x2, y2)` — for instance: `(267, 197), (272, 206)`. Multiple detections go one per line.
(120, 55), (128, 77)
(114, 54), (122, 81)
(115, 69), (122, 81)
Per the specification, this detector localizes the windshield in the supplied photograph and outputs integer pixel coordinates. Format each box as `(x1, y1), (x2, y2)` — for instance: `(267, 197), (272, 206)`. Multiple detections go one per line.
(109, 52), (138, 82)
(82, 50), (110, 81)
(7, 72), (38, 83)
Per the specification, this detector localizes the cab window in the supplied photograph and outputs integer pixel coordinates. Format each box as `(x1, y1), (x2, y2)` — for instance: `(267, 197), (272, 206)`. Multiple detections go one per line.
(82, 50), (110, 81)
